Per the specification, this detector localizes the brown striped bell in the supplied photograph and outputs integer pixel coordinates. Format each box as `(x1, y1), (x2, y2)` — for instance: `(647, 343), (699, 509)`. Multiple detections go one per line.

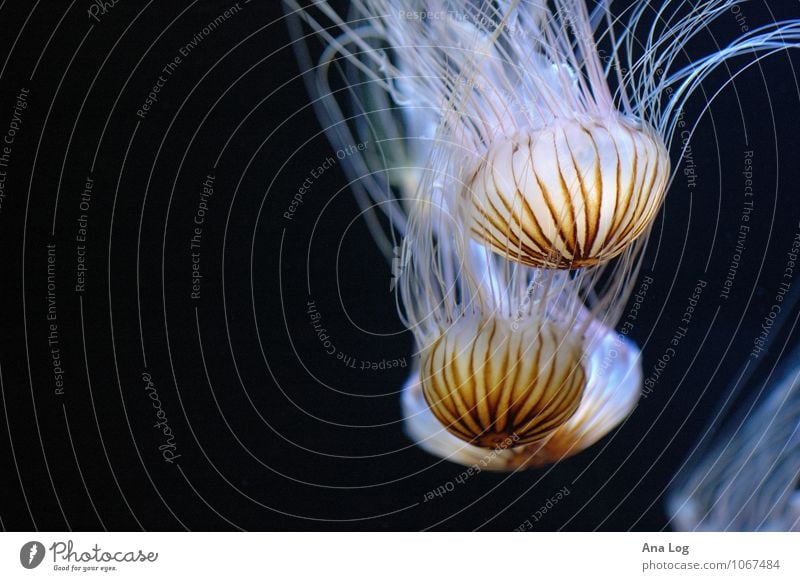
(420, 314), (586, 448)
(467, 115), (670, 268)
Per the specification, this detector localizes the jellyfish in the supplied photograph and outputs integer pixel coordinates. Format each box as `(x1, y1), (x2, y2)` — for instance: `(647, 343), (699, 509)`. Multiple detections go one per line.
(667, 342), (800, 531)
(285, 0), (800, 468)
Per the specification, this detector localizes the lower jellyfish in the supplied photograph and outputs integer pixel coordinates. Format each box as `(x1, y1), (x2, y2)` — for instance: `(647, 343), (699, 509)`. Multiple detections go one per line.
(403, 310), (642, 470)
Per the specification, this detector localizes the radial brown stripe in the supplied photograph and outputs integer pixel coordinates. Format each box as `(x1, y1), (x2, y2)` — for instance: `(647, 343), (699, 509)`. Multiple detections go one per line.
(498, 324), (536, 436)
(473, 195), (545, 261)
(461, 328), (479, 413)
(476, 218), (532, 263)
(424, 346), (450, 413)
(605, 133), (637, 249)
(451, 330), (486, 437)
(527, 139), (574, 260)
(429, 343), (463, 424)
(585, 126), (604, 253)
(597, 135), (622, 253)
(543, 358), (585, 429)
(474, 166), (572, 267)
(487, 183), (549, 258)
(477, 318), (498, 429)
(541, 133), (579, 258)
(637, 147), (664, 230)
(518, 361), (583, 436)
(422, 347), (478, 440)
(619, 136), (654, 243)
(516, 187), (554, 257)
(511, 326), (558, 427)
(489, 324), (513, 412)
(465, 318), (484, 431)
(444, 340), (479, 435)
(563, 125), (596, 257)
(519, 373), (583, 439)
(631, 136), (658, 235)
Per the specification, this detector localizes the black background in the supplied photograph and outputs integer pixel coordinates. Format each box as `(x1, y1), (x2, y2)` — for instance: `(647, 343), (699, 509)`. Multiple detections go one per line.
(0, 0), (799, 531)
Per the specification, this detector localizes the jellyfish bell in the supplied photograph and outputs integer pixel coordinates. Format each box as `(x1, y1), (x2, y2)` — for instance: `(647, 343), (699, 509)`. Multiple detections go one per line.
(420, 311), (587, 448)
(403, 312), (642, 470)
(467, 114), (670, 268)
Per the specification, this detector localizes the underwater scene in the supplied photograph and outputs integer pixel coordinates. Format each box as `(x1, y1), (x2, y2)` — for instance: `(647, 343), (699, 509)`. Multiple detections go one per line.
(0, 1), (798, 537)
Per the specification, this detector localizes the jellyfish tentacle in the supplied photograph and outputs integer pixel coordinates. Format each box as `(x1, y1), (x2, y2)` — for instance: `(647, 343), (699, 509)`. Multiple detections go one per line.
(668, 352), (800, 531)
